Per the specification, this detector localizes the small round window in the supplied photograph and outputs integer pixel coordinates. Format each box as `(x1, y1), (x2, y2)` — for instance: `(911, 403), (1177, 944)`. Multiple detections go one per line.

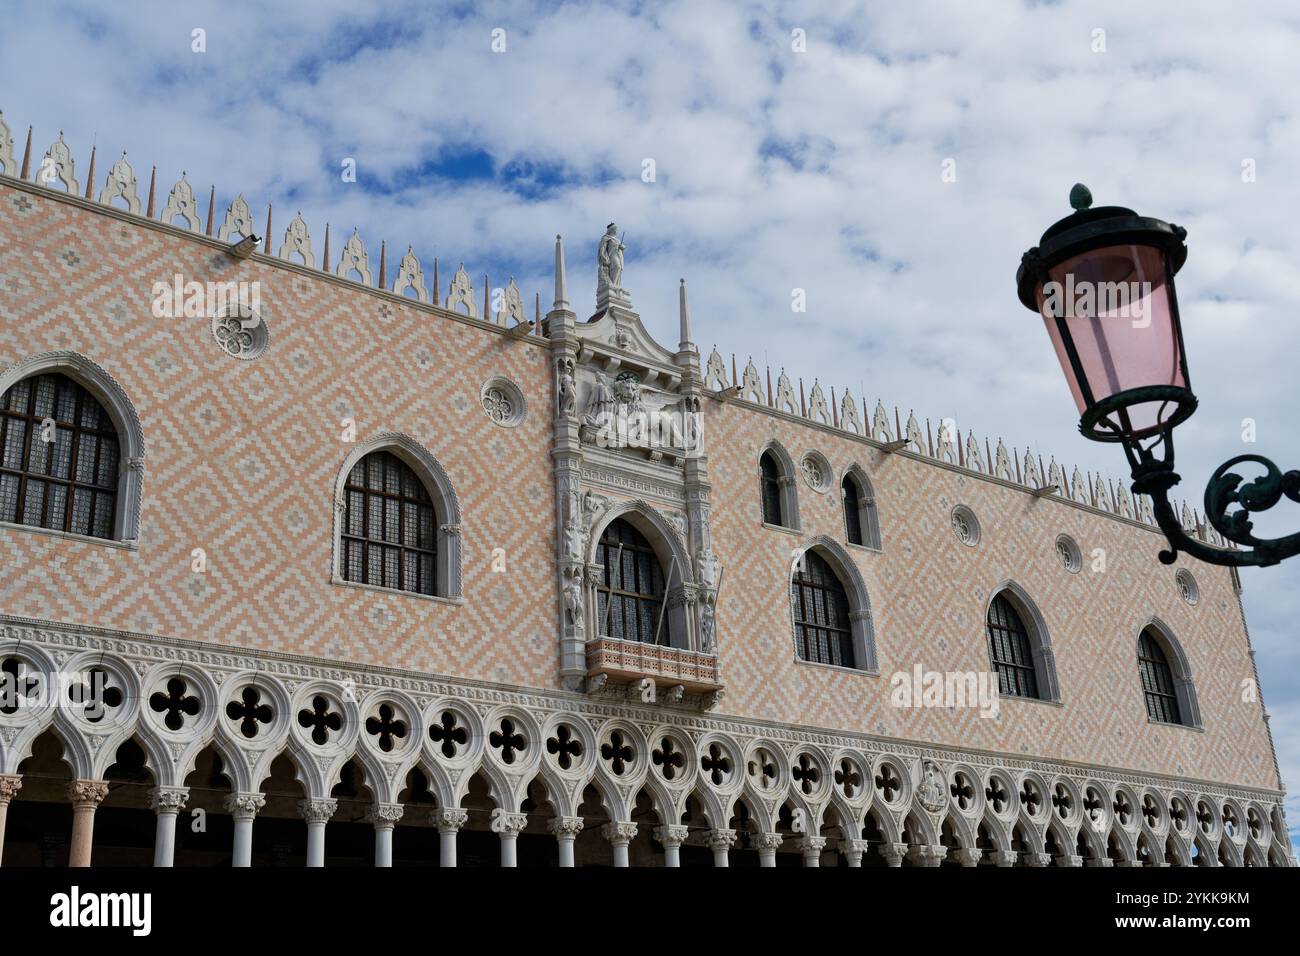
(951, 505), (980, 547)
(1055, 534), (1082, 573)
(801, 452), (832, 493)
(212, 303), (269, 360)
(480, 378), (526, 427)
(1176, 568), (1199, 606)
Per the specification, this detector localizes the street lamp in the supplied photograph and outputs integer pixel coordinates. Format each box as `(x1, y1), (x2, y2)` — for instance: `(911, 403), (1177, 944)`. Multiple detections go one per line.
(1017, 184), (1300, 567)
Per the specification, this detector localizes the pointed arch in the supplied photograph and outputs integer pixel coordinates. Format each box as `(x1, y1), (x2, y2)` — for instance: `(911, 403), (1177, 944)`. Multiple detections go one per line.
(1137, 617), (1201, 728)
(0, 351), (146, 542)
(841, 464), (881, 551)
(332, 432), (463, 600)
(984, 581), (1060, 702)
(790, 536), (878, 671)
(758, 440), (799, 530)
(586, 501), (694, 650)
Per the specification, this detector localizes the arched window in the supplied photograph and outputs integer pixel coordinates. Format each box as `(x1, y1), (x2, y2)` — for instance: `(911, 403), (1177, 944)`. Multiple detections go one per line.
(843, 475), (863, 544)
(986, 593), (1040, 699)
(842, 469), (881, 550)
(791, 550), (854, 668)
(1138, 627), (1183, 724)
(341, 451), (437, 595)
(0, 373), (120, 539)
(760, 451), (784, 526)
(595, 518), (670, 645)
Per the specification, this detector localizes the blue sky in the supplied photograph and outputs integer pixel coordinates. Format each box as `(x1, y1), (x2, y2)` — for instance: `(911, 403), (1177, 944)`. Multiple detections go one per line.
(3, 0), (1298, 851)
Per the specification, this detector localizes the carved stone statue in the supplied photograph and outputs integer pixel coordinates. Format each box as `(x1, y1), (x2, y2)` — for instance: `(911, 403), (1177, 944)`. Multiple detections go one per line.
(597, 222), (625, 299)
(563, 565), (584, 629)
(558, 364), (576, 419)
(583, 371), (617, 427)
(917, 759), (947, 812)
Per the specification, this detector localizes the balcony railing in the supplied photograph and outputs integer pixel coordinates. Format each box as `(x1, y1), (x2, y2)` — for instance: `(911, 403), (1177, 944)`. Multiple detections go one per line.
(585, 637), (722, 694)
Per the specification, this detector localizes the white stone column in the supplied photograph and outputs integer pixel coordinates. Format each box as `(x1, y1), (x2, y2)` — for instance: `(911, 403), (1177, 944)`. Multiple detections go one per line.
(0, 775), (22, 867)
(800, 836), (827, 867)
(224, 793), (264, 867)
(755, 832), (783, 867)
(66, 780), (109, 868)
(433, 808), (468, 867)
(655, 825), (688, 867)
(366, 803), (404, 867)
(298, 798), (337, 867)
(955, 847), (984, 867)
(841, 838), (869, 868)
(550, 816), (583, 867)
(491, 810), (528, 867)
(150, 786), (189, 867)
(880, 842), (908, 868)
(603, 822), (637, 867)
(707, 828), (737, 867)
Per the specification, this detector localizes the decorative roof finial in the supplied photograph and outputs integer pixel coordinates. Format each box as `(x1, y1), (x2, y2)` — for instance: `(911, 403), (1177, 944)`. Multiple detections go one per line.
(678, 278), (695, 353)
(552, 234), (569, 312)
(1069, 183), (1093, 211)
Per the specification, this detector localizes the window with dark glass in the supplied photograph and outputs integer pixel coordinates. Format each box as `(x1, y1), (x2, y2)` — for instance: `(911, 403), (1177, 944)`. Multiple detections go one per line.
(791, 551), (854, 668)
(986, 593), (1039, 699)
(341, 451), (437, 595)
(595, 518), (668, 645)
(843, 474), (863, 545)
(760, 451), (784, 526)
(1138, 629), (1183, 724)
(0, 373), (119, 539)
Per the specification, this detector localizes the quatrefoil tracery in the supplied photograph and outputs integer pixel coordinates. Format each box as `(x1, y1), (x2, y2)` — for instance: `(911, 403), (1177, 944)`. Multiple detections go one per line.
(547, 724), (583, 771)
(429, 710), (469, 759)
(149, 677), (201, 732)
(365, 703), (409, 753)
(489, 717), (527, 765)
(226, 686), (274, 739)
(297, 695), (342, 747)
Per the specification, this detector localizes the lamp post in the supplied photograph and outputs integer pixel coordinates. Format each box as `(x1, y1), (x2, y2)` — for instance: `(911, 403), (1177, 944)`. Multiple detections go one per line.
(1017, 184), (1300, 567)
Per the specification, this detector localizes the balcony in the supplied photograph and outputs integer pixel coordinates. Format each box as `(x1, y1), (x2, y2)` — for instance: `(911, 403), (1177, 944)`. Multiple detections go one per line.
(585, 637), (722, 695)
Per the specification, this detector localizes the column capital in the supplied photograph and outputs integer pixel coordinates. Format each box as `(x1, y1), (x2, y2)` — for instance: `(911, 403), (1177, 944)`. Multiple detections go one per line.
(1114, 859), (1145, 867)
(955, 847), (984, 867)
(365, 803), (405, 828)
(907, 844), (947, 867)
(66, 779), (109, 809)
(706, 827), (738, 851)
(991, 849), (1019, 867)
(549, 816), (584, 839)
(489, 809), (528, 836)
(1085, 857), (1115, 868)
(800, 835), (828, 855)
(432, 807), (469, 833)
(654, 824), (689, 847)
(149, 786), (189, 813)
(0, 773), (22, 804)
(880, 842), (908, 867)
(753, 832), (784, 852)
(602, 821), (638, 845)
(297, 798), (338, 824)
(840, 838), (869, 862)
(1021, 851), (1052, 867)
(224, 792), (266, 819)
(1058, 853), (1084, 867)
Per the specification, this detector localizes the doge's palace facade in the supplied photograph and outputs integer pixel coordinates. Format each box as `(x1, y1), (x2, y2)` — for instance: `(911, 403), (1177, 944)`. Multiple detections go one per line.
(0, 116), (1291, 868)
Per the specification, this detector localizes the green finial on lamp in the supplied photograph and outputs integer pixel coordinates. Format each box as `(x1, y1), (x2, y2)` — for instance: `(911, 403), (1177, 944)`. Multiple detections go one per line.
(1069, 183), (1093, 210)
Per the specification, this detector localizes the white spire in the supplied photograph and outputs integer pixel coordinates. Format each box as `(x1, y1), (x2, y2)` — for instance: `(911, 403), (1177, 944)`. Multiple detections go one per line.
(553, 234), (569, 312)
(678, 278), (695, 353)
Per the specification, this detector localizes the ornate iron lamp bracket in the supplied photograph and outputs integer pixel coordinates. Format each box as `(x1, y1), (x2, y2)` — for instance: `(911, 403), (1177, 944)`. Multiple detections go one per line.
(1130, 447), (1300, 567)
